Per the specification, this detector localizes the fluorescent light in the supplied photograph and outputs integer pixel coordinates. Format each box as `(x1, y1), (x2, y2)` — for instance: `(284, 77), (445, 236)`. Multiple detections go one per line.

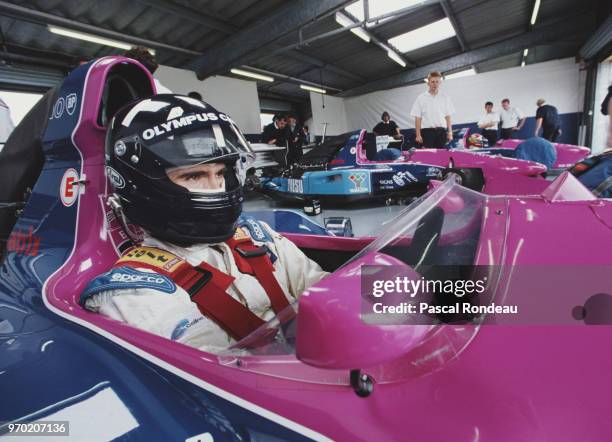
(230, 68), (274, 82)
(445, 68), (476, 80)
(523, 48), (529, 57)
(387, 49), (406, 67)
(335, 12), (371, 42)
(300, 84), (327, 94)
(388, 18), (456, 53)
(530, 0), (541, 25)
(47, 26), (154, 54)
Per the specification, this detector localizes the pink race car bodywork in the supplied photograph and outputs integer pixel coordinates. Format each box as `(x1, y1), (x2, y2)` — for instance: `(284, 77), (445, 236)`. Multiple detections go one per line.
(29, 56), (611, 441)
(357, 134), (548, 178)
(47, 121), (612, 442)
(497, 138), (590, 169)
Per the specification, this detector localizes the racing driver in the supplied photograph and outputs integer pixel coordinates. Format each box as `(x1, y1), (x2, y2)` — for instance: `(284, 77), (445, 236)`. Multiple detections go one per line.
(80, 95), (327, 352)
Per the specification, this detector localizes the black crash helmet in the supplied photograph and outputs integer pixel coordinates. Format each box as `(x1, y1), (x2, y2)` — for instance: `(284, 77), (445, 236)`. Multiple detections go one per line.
(106, 94), (252, 245)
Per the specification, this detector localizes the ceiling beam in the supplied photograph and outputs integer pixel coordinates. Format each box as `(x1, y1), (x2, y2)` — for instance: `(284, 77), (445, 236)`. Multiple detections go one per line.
(0, 1), (200, 57)
(137, 0), (364, 83)
(133, 0), (235, 34)
(338, 14), (594, 97)
(277, 50), (365, 83)
(579, 13), (612, 61)
(440, 0), (468, 51)
(191, 0), (353, 80)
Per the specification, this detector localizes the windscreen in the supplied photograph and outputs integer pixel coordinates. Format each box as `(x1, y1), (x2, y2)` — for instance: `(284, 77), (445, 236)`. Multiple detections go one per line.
(219, 176), (492, 384)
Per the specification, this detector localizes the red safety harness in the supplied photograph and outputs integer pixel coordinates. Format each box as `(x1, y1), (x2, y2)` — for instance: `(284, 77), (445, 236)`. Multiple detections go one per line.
(113, 228), (291, 343)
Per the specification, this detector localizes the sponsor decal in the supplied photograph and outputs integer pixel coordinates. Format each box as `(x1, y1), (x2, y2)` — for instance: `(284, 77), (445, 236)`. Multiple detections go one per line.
(81, 266), (176, 301)
(141, 112), (231, 140)
(122, 247), (183, 272)
(106, 166), (126, 189)
(348, 172), (369, 193)
(50, 96), (65, 120)
(350, 147), (356, 155)
(233, 227), (250, 241)
(288, 178), (304, 194)
(49, 93), (78, 120)
(245, 218), (266, 241)
(426, 167), (442, 178)
(7, 225), (40, 256)
(60, 168), (80, 207)
(171, 317), (206, 340)
(392, 170), (418, 187)
(66, 93), (77, 116)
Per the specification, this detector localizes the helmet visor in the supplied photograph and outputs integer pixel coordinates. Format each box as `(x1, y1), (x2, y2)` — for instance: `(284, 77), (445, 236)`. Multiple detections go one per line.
(114, 116), (251, 179)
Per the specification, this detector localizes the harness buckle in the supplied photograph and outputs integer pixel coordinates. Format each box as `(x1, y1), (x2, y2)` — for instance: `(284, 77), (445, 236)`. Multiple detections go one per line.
(187, 267), (213, 298)
(235, 244), (269, 258)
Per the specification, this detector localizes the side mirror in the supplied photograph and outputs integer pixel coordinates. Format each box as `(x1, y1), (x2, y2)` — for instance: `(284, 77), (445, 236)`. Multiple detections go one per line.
(296, 251), (432, 370)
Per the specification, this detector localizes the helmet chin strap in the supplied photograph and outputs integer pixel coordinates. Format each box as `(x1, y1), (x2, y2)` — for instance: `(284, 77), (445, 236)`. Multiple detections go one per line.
(107, 194), (142, 244)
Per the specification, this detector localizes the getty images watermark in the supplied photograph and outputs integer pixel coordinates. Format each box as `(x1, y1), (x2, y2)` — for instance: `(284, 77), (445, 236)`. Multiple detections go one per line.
(360, 265), (612, 325)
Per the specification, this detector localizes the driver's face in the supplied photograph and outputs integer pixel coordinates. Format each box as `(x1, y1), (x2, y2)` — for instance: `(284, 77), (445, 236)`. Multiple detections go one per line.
(167, 163), (226, 191)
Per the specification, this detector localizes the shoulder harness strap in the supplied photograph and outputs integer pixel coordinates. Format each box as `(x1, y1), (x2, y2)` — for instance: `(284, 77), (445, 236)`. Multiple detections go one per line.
(226, 228), (292, 317)
(114, 246), (267, 342)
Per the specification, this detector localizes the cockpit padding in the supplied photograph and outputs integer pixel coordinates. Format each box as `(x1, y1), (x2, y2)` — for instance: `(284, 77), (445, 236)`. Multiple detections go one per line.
(98, 63), (154, 127)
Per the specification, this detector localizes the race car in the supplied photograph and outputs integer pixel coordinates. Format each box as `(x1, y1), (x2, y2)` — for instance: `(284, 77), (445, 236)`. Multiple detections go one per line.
(453, 127), (590, 170)
(258, 130), (547, 205)
(2, 55), (612, 441)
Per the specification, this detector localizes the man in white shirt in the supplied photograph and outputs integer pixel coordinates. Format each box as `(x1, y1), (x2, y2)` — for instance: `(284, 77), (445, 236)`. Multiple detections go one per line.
(477, 101), (500, 147)
(499, 98), (525, 140)
(410, 71), (455, 148)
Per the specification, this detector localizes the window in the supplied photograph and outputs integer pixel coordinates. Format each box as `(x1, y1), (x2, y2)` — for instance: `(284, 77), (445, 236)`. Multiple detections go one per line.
(260, 112), (275, 131)
(388, 18), (456, 53)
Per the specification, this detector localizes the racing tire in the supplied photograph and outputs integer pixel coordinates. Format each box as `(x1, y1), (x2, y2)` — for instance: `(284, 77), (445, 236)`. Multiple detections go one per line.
(442, 168), (484, 192)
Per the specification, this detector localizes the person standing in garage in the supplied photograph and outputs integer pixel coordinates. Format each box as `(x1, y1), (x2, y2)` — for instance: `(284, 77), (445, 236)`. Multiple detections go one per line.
(499, 98), (525, 140)
(534, 98), (561, 142)
(262, 114), (288, 146)
(411, 71), (455, 148)
(286, 113), (305, 164)
(373, 111), (401, 139)
(477, 101), (500, 147)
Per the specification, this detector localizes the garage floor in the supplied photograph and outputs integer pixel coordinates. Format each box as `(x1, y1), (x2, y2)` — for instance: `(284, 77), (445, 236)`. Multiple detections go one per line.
(243, 192), (409, 237)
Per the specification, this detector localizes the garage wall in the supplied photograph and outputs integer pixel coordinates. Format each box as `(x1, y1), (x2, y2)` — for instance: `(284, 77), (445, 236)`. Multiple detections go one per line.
(155, 65), (262, 134)
(310, 92), (349, 136)
(338, 58), (584, 144)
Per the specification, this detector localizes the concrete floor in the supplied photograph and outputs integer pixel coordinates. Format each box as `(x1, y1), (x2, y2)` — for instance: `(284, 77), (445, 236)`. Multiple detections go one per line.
(243, 192), (409, 237)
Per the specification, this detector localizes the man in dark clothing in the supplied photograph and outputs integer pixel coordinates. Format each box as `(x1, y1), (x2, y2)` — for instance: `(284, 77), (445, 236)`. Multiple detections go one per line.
(262, 115), (289, 167)
(373, 111), (401, 139)
(262, 114), (287, 146)
(286, 114), (304, 164)
(534, 98), (561, 142)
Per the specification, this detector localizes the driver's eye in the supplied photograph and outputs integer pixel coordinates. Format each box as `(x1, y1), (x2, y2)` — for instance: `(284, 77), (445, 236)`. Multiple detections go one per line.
(185, 173), (204, 181)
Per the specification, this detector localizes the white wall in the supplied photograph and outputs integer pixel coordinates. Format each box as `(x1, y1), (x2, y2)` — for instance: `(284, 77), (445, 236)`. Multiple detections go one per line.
(592, 61), (611, 153)
(341, 58), (584, 131)
(155, 65), (262, 134)
(310, 92), (349, 136)
(0, 91), (43, 126)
